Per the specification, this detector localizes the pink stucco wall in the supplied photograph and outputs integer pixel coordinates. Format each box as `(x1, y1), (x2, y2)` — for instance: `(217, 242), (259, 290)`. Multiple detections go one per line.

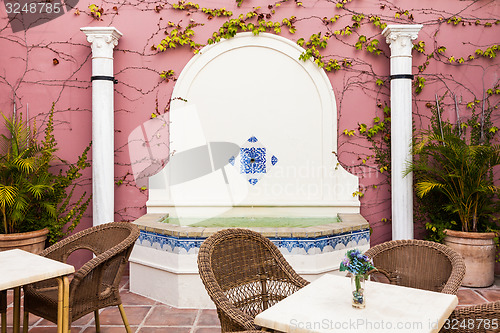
(1, 0), (499, 256)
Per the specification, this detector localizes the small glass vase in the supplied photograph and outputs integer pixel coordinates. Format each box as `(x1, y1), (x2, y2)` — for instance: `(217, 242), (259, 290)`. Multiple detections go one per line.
(351, 274), (366, 309)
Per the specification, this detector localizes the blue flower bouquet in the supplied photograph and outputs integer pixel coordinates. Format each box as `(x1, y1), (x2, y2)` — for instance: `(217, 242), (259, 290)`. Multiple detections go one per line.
(339, 249), (376, 308)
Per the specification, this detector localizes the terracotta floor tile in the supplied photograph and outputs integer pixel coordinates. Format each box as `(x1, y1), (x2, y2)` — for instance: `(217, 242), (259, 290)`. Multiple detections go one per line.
(5, 308), (41, 326)
(457, 289), (488, 305)
(120, 276), (130, 290)
(6, 290), (13, 306)
(26, 327), (81, 332)
(138, 327), (191, 333)
(34, 318), (57, 327)
(72, 312), (95, 326)
(193, 327), (223, 333)
(26, 313), (91, 329)
(120, 291), (157, 306)
(475, 288), (500, 302)
(82, 326), (138, 333)
(196, 309), (220, 326)
(144, 306), (198, 326)
(98, 306), (150, 326)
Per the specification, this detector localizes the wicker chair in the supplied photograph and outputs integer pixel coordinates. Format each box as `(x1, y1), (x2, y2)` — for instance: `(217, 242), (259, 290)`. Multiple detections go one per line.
(23, 222), (140, 333)
(197, 228), (309, 332)
(440, 301), (500, 333)
(364, 239), (465, 294)
(0, 291), (6, 333)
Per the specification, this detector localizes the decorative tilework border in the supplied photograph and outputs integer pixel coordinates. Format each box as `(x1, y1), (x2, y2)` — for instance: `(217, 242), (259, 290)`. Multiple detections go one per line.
(137, 229), (370, 255)
(275, 229), (370, 254)
(137, 231), (204, 254)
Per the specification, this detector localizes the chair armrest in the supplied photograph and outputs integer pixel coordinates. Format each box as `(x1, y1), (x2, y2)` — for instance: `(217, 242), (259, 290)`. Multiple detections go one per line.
(440, 301), (500, 333)
(440, 253), (466, 295)
(368, 268), (399, 285)
(39, 225), (110, 263)
(69, 241), (131, 298)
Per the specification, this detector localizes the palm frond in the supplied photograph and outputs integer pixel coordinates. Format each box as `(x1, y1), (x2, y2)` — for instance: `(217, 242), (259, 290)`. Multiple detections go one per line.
(415, 181), (445, 198)
(27, 183), (53, 199)
(0, 185), (18, 208)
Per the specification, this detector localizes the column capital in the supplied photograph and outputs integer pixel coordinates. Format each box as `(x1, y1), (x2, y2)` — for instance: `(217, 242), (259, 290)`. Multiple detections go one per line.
(382, 24), (423, 56)
(81, 27), (123, 58)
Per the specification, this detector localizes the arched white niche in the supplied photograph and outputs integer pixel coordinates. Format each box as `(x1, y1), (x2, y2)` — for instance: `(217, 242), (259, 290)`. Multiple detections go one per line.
(147, 32), (360, 219)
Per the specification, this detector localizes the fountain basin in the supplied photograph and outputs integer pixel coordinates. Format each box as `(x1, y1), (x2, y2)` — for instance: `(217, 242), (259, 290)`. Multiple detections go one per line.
(129, 213), (369, 308)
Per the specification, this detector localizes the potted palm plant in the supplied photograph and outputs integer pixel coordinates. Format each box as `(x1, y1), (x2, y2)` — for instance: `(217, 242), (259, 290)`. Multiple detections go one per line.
(409, 97), (500, 287)
(0, 104), (91, 254)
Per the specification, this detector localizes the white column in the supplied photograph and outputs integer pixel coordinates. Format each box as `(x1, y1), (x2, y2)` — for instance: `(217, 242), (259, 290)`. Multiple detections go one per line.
(382, 24), (422, 240)
(81, 27), (122, 226)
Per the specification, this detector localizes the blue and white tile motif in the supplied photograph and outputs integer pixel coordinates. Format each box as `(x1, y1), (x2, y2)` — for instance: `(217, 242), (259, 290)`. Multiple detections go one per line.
(137, 231), (204, 254)
(228, 136), (278, 185)
(272, 229), (370, 255)
(240, 147), (266, 174)
(137, 228), (370, 255)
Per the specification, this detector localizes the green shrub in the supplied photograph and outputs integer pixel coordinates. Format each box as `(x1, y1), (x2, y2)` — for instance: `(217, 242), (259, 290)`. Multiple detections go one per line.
(0, 104), (91, 243)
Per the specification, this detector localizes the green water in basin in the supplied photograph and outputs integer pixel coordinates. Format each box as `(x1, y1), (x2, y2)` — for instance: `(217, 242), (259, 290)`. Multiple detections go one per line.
(159, 216), (340, 228)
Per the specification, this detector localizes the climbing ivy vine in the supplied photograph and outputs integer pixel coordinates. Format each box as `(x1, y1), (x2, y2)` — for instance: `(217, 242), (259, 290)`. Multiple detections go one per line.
(79, 0), (500, 234)
(2, 0), (499, 241)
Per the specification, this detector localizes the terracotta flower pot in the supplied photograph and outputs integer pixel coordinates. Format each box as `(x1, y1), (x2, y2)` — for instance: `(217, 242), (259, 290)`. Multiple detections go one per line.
(0, 228), (49, 254)
(443, 229), (496, 287)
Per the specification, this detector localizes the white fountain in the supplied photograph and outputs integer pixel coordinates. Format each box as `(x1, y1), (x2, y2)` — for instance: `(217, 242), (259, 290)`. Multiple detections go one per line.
(129, 33), (369, 308)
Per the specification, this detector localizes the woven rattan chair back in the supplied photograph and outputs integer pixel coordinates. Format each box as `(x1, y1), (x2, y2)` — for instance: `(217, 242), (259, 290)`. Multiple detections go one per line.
(365, 239), (465, 294)
(23, 222), (140, 332)
(198, 228), (309, 332)
(440, 301), (500, 333)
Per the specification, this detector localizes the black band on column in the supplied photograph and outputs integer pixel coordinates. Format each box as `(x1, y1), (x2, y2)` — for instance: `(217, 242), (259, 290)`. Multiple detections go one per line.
(389, 74), (414, 80)
(91, 76), (118, 84)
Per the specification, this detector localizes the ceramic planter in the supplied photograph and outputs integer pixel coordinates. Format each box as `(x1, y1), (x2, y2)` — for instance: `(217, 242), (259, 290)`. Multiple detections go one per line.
(444, 229), (496, 287)
(0, 228), (49, 254)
